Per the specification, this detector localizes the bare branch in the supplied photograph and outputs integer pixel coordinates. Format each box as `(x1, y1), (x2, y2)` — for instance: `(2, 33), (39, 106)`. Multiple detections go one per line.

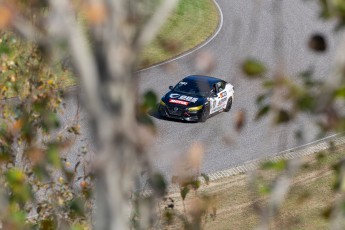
(48, 0), (102, 117)
(137, 0), (179, 47)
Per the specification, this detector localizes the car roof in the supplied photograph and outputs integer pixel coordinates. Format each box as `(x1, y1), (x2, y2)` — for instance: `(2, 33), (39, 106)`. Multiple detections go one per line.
(182, 75), (224, 84)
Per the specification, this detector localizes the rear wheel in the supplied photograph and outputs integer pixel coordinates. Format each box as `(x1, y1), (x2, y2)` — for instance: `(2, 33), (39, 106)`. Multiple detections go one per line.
(224, 97), (232, 112)
(199, 105), (210, 122)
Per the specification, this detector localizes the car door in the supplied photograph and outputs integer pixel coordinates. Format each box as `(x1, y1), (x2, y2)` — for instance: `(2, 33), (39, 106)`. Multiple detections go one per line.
(209, 82), (223, 114)
(209, 95), (220, 114)
(217, 89), (228, 110)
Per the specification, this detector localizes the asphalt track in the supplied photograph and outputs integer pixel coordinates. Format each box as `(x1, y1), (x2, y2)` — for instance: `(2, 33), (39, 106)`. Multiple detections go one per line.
(56, 0), (343, 179)
(137, 0), (342, 177)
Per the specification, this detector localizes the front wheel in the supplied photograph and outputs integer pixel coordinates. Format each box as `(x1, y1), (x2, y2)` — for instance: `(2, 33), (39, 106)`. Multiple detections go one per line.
(199, 105), (210, 122)
(224, 97), (232, 112)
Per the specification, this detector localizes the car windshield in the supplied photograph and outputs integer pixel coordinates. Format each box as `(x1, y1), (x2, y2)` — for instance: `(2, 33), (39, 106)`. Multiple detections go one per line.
(173, 79), (212, 97)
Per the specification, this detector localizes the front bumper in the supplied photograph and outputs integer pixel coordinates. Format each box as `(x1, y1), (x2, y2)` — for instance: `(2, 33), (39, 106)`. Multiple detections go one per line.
(159, 105), (202, 121)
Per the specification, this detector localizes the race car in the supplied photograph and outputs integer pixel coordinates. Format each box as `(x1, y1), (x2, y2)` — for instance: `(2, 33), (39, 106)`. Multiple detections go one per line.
(158, 75), (234, 122)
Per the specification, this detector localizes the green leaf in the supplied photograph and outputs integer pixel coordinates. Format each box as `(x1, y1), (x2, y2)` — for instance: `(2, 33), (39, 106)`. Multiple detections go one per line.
(33, 165), (48, 180)
(71, 224), (89, 230)
(191, 179), (201, 190)
(322, 206), (333, 220)
(258, 183), (271, 195)
(40, 217), (57, 230)
(11, 210), (26, 226)
(201, 173), (210, 185)
(143, 90), (157, 110)
(47, 144), (61, 169)
(263, 80), (274, 89)
(242, 58), (267, 77)
(256, 93), (268, 105)
(255, 105), (270, 120)
(69, 198), (85, 217)
(180, 186), (190, 200)
(0, 43), (10, 55)
(6, 168), (32, 204)
(297, 94), (315, 111)
(299, 69), (313, 81)
(276, 110), (290, 124)
(0, 144), (13, 163)
(334, 87), (345, 98)
(164, 210), (174, 225)
(316, 152), (326, 163)
(149, 173), (167, 197)
(43, 112), (60, 131)
(137, 113), (154, 126)
(6, 168), (25, 185)
(261, 160), (287, 171)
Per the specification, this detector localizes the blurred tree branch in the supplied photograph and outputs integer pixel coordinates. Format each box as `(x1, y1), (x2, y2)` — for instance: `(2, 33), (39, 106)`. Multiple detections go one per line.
(1, 0), (178, 229)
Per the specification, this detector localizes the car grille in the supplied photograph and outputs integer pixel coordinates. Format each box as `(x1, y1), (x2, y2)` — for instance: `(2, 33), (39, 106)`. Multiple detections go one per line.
(167, 106), (184, 116)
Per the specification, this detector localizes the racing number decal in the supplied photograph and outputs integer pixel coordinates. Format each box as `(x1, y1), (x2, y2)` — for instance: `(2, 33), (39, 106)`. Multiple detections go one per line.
(218, 97), (227, 106)
(210, 98), (217, 110)
(210, 91), (227, 113)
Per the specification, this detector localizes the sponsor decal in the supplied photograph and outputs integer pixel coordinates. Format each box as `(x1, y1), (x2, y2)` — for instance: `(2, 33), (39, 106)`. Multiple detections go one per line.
(220, 91), (227, 98)
(212, 100), (216, 108)
(169, 99), (189, 106)
(178, 95), (198, 103)
(169, 93), (180, 98)
(218, 97), (227, 106)
(169, 94), (198, 103)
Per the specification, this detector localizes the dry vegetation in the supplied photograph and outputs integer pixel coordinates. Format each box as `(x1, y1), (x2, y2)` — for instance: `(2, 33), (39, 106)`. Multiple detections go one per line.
(160, 144), (345, 229)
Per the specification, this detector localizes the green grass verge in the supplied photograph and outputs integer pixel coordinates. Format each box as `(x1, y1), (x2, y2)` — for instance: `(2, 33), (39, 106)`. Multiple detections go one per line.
(164, 144), (345, 229)
(139, 0), (219, 68)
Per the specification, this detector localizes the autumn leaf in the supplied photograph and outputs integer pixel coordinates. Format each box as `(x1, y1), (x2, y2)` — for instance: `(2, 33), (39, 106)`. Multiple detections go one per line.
(83, 3), (107, 25)
(0, 6), (12, 28)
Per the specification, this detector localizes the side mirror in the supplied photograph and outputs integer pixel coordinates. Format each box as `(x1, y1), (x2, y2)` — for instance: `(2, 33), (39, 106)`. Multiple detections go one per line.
(169, 86), (173, 90)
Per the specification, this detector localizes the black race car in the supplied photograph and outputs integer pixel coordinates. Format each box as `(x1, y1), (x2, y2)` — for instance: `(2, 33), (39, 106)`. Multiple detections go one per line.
(158, 75), (234, 122)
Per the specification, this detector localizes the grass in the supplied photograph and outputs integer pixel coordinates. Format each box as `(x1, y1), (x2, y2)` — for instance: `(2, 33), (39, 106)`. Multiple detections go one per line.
(163, 144), (345, 229)
(139, 0), (219, 68)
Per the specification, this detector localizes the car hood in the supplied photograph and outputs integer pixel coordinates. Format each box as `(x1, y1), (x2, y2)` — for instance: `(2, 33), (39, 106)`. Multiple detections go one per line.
(163, 92), (206, 107)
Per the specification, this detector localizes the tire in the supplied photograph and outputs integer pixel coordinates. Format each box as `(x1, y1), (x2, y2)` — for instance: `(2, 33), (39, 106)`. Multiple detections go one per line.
(224, 97), (232, 112)
(199, 105), (210, 122)
(157, 105), (164, 118)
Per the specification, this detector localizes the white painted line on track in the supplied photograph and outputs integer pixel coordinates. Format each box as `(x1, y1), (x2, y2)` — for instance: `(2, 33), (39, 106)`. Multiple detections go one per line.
(136, 134), (345, 197)
(205, 133), (345, 183)
(138, 0), (224, 73)
(275, 133), (340, 155)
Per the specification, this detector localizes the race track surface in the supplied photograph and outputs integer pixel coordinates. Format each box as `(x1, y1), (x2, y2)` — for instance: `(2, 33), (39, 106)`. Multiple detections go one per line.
(137, 0), (342, 176)
(57, 0), (342, 179)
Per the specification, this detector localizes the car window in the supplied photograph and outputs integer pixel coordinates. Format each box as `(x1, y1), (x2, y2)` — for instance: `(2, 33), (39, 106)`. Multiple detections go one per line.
(216, 81), (226, 92)
(173, 80), (211, 97)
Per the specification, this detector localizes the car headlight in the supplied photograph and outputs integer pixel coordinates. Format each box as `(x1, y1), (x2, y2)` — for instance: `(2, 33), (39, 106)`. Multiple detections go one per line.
(187, 105), (203, 111)
(160, 99), (166, 106)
